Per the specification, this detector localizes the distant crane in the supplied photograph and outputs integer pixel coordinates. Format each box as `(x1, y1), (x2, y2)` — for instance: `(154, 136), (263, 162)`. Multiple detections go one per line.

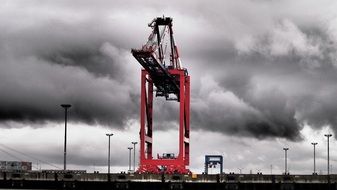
(132, 16), (190, 174)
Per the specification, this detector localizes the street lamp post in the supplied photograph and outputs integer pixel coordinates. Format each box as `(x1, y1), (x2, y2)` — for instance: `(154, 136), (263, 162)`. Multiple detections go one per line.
(60, 104), (71, 171)
(311, 142), (318, 175)
(283, 148), (289, 175)
(131, 142), (138, 172)
(325, 134), (332, 175)
(128, 147), (133, 172)
(106, 133), (113, 174)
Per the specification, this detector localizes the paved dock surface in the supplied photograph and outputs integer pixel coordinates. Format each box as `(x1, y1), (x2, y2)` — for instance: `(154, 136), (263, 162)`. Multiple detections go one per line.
(0, 172), (337, 189)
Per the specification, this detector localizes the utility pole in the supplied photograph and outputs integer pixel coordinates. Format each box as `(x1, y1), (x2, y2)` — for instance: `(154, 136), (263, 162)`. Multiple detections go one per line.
(283, 148), (289, 175)
(128, 147), (133, 172)
(61, 104), (71, 171)
(325, 134), (332, 175)
(131, 142), (138, 172)
(106, 133), (113, 174)
(311, 142), (318, 175)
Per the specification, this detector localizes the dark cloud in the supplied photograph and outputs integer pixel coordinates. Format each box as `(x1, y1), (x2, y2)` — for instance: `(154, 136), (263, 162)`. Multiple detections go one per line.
(0, 52), (138, 127)
(0, 11), (140, 127)
(185, 14), (337, 140)
(1, 0), (337, 141)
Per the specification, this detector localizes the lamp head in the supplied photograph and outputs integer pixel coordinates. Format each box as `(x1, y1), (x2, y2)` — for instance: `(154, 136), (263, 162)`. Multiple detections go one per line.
(61, 104), (71, 108)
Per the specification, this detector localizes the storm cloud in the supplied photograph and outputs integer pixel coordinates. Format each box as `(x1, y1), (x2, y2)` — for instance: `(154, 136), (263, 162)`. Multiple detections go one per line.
(0, 8), (140, 126)
(1, 0), (337, 141)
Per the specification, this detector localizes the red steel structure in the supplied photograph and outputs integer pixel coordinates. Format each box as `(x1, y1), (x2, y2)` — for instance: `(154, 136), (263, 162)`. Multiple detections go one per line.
(131, 17), (190, 174)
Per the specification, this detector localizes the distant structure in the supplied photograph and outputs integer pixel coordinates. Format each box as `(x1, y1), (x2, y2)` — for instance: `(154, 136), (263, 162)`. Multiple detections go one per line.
(204, 155), (223, 174)
(132, 16), (190, 174)
(0, 161), (32, 172)
(41, 170), (86, 174)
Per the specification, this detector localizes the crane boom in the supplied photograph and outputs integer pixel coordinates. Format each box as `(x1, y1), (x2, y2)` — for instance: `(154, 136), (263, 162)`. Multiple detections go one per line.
(132, 17), (187, 101)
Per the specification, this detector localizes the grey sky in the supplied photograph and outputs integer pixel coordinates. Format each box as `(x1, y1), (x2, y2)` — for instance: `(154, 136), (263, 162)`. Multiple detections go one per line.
(1, 0), (337, 174)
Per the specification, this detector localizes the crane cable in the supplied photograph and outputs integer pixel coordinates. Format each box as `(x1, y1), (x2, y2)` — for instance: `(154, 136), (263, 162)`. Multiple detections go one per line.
(0, 143), (61, 169)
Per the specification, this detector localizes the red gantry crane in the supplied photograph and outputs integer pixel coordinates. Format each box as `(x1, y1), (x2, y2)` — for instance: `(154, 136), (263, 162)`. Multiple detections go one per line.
(131, 17), (190, 174)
